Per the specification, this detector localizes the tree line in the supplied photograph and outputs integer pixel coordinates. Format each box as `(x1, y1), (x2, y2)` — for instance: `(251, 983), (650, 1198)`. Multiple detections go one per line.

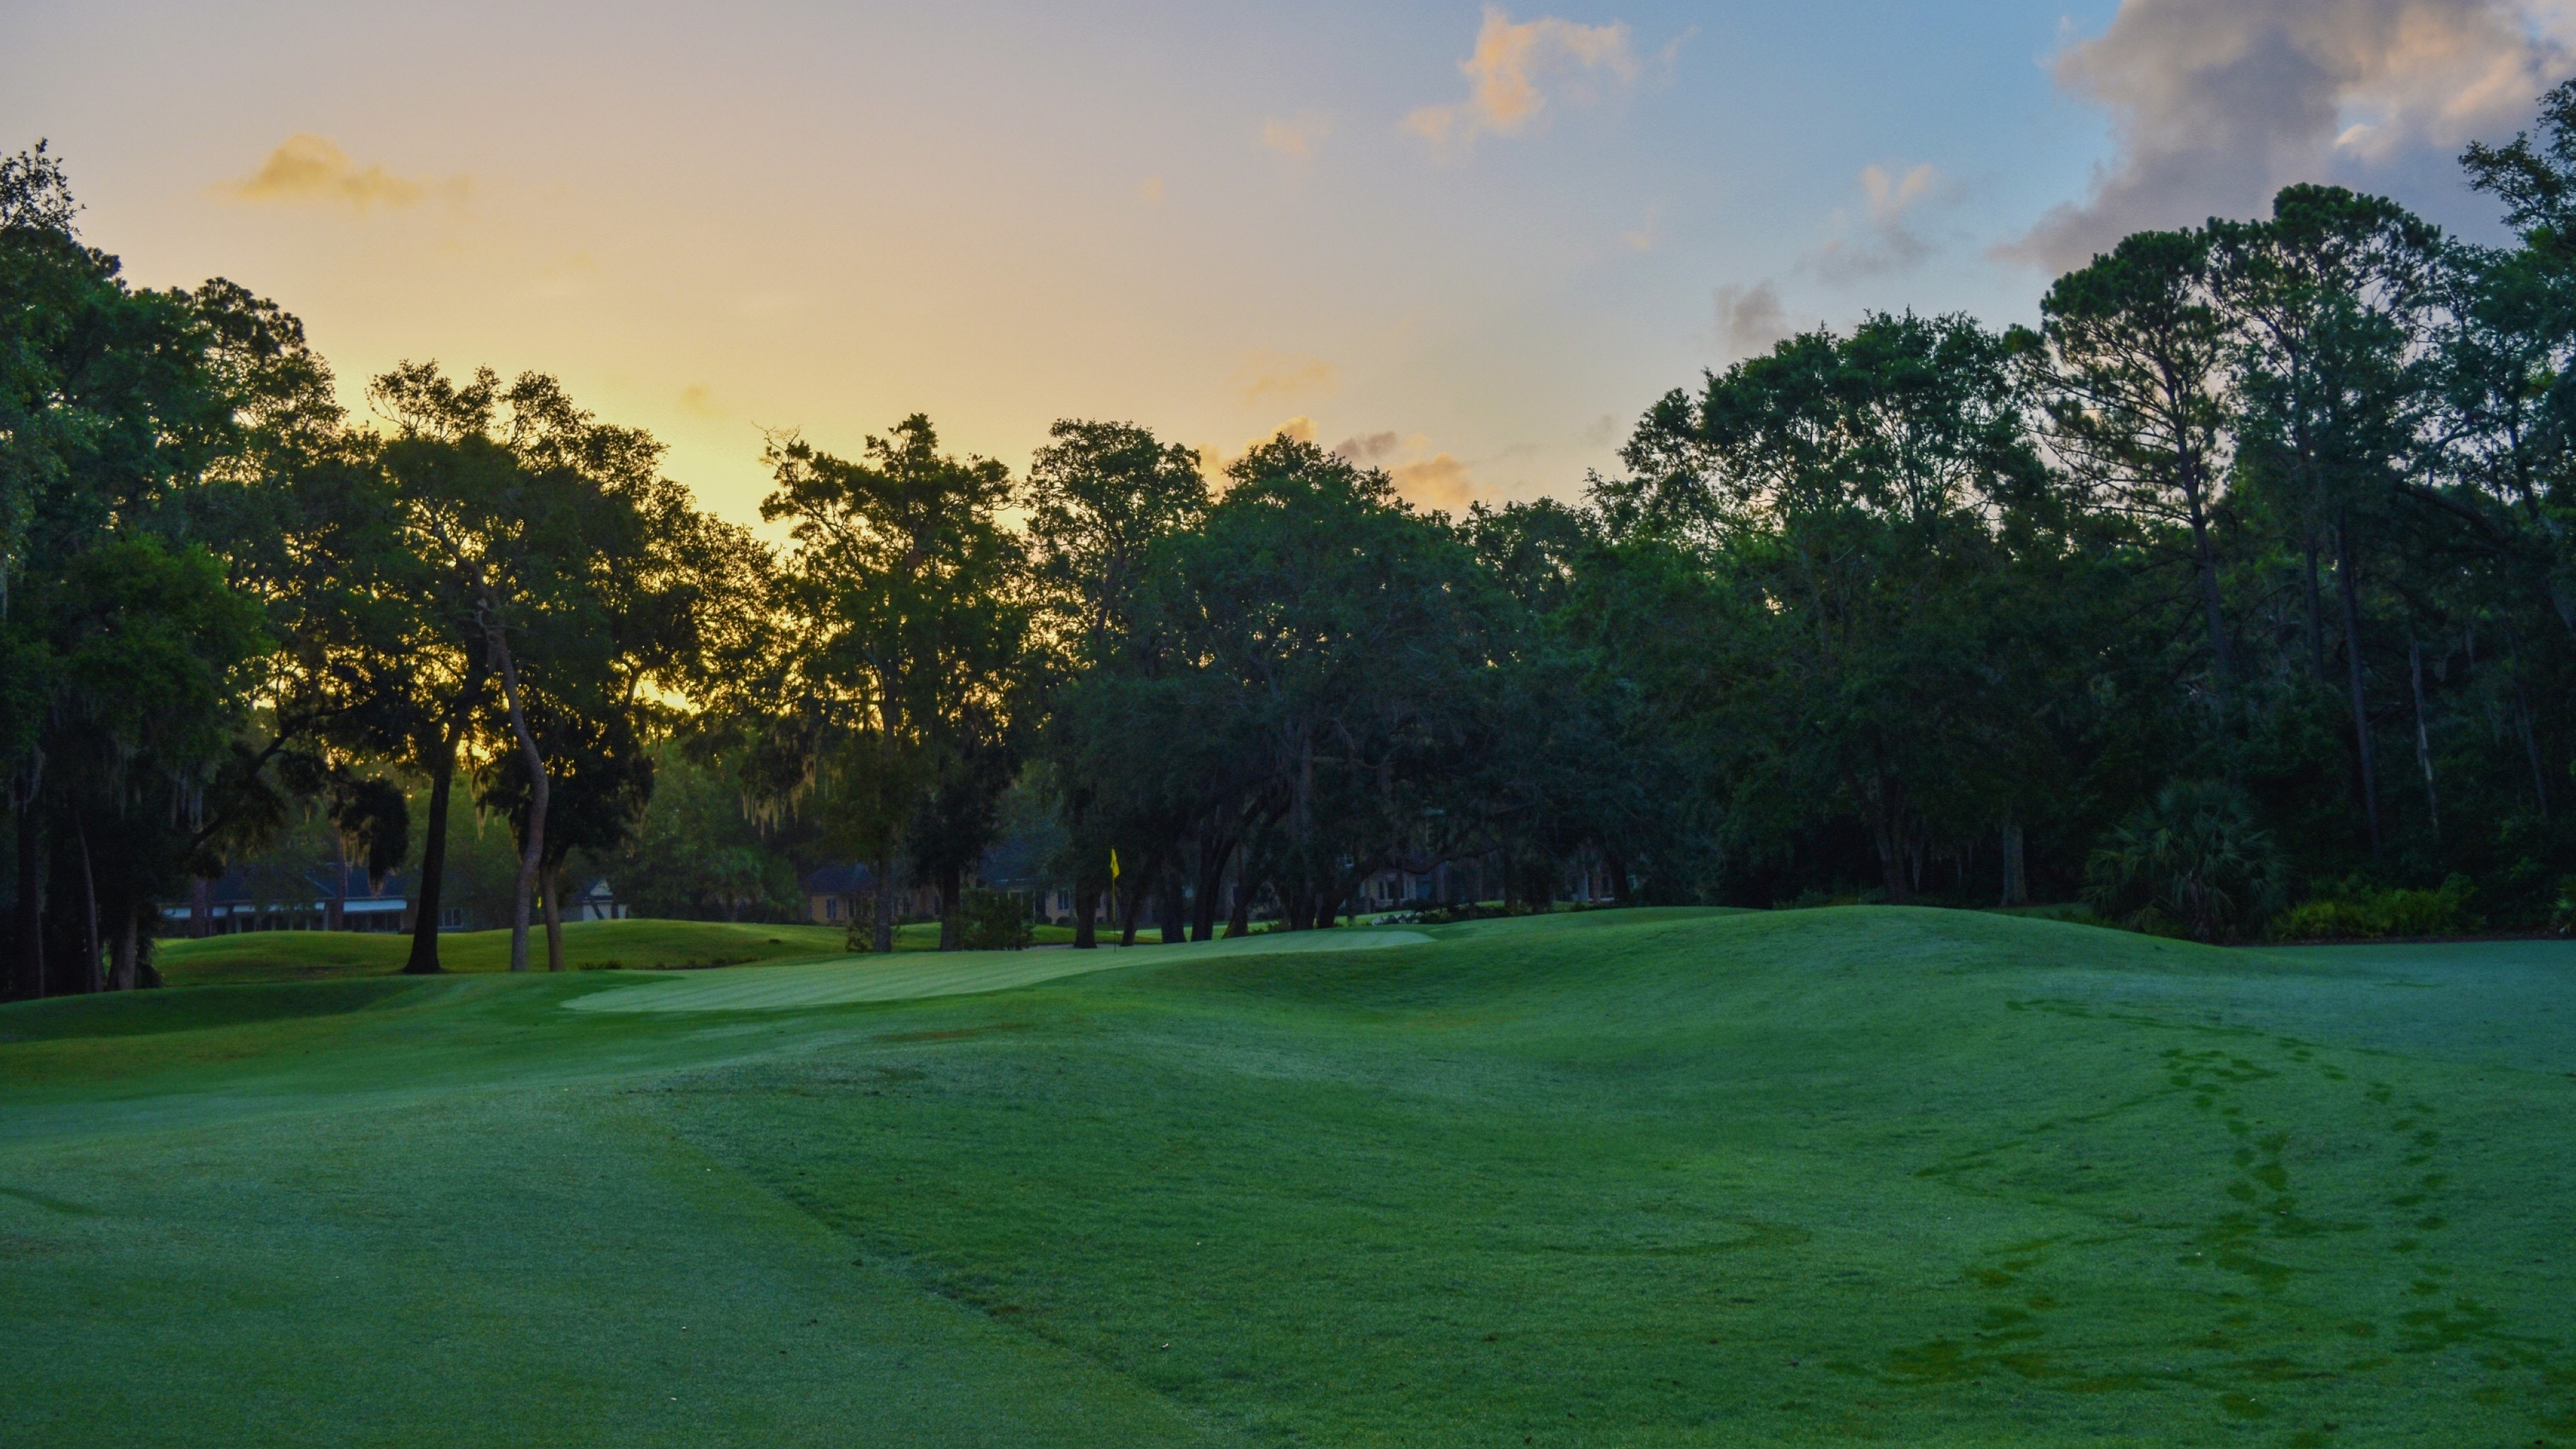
(15, 80), (2576, 994)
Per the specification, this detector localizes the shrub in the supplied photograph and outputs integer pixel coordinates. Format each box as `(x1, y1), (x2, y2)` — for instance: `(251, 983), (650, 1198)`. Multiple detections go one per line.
(2269, 876), (2480, 942)
(957, 888), (1034, 951)
(2084, 782), (2288, 943)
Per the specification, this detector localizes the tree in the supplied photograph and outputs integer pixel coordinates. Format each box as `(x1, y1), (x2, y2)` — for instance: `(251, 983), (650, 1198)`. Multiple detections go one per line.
(1, 144), (282, 998)
(757, 415), (1029, 953)
(371, 364), (745, 971)
(2033, 227), (2239, 722)
(1612, 314), (2048, 904)
(2214, 186), (2444, 860)
(2084, 780), (2287, 942)
(1024, 419), (1208, 946)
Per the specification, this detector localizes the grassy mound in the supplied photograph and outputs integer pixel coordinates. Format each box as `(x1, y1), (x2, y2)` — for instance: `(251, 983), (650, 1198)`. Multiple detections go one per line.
(3, 907), (2571, 1446)
(156, 918), (910, 985)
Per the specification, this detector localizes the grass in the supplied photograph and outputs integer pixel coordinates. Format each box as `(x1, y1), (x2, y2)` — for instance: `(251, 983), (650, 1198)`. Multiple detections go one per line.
(4, 906), (2572, 1446)
(152, 916), (1084, 986)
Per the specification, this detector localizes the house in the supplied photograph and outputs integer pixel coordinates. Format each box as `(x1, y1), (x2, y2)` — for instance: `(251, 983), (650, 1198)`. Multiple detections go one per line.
(568, 878), (628, 922)
(801, 864), (940, 926)
(165, 864), (414, 936)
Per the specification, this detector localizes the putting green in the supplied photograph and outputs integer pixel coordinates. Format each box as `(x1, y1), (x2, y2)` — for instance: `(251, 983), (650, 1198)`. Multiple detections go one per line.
(563, 928), (1433, 1013)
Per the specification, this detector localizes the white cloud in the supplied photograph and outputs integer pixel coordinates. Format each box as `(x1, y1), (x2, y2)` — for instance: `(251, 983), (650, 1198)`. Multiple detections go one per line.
(217, 134), (462, 211)
(1234, 352), (1338, 407)
(1860, 162), (1947, 223)
(1404, 7), (1642, 154)
(2008, 0), (2576, 270)
(1262, 113), (1332, 162)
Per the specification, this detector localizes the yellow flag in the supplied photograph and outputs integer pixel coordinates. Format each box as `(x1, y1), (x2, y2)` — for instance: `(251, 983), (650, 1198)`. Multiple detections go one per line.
(1109, 849), (1121, 884)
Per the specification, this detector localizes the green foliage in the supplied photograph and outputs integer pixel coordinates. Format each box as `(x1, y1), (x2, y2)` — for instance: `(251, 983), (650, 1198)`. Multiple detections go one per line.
(2084, 782), (2288, 942)
(751, 415), (1029, 953)
(610, 745), (802, 922)
(953, 888), (1033, 951)
(2271, 875), (2481, 941)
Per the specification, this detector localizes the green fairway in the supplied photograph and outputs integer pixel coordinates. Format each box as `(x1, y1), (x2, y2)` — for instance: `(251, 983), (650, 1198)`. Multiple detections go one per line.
(565, 927), (1434, 1012)
(3, 908), (2571, 1446)
(150, 916), (1089, 987)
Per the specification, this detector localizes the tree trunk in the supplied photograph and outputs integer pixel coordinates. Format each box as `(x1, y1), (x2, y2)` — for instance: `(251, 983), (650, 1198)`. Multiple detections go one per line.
(2516, 672), (2551, 821)
(2333, 523), (2381, 860)
(1157, 862), (1185, 944)
(1189, 841), (1230, 943)
(490, 631), (549, 974)
(75, 814), (100, 996)
(1073, 882), (1099, 950)
(938, 863), (963, 951)
(1116, 877), (1143, 947)
(111, 907), (138, 992)
(871, 854), (896, 955)
(1225, 874), (1252, 938)
(405, 718), (462, 975)
(2185, 473), (2235, 714)
(542, 861), (565, 971)
(2408, 631), (2439, 841)
(2000, 822), (2028, 908)
(1866, 775), (1911, 906)
(13, 772), (42, 1002)
(2302, 533), (2327, 679)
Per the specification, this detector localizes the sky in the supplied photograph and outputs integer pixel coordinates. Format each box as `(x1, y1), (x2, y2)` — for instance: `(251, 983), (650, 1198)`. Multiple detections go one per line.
(7, 0), (2575, 524)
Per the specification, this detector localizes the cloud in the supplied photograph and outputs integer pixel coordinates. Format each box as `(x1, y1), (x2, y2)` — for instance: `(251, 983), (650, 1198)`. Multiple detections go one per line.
(1621, 201), (1661, 252)
(217, 134), (460, 210)
(1334, 430), (1408, 464)
(1330, 430), (1477, 508)
(1198, 417), (1319, 484)
(1390, 454), (1476, 510)
(1860, 162), (1948, 223)
(2006, 0), (2576, 270)
(1713, 281), (1798, 358)
(1404, 7), (1641, 154)
(1801, 162), (1960, 282)
(1234, 351), (1338, 407)
(1805, 229), (1934, 283)
(1262, 113), (1332, 161)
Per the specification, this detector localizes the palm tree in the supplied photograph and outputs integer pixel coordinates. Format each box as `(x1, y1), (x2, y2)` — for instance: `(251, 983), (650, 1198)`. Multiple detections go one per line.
(2084, 782), (2287, 943)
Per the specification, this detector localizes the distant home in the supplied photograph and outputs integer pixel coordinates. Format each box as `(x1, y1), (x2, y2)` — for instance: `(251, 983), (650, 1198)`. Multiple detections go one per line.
(164, 865), (627, 936)
(801, 865), (940, 926)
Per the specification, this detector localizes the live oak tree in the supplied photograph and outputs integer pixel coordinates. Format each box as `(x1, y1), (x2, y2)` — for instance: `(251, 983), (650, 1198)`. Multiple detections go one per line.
(370, 364), (747, 971)
(1024, 419), (1208, 946)
(756, 415), (1029, 954)
(1, 145), (282, 997)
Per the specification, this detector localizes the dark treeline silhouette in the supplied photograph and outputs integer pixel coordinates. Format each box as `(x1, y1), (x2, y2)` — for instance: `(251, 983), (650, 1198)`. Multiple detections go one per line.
(17, 80), (2576, 993)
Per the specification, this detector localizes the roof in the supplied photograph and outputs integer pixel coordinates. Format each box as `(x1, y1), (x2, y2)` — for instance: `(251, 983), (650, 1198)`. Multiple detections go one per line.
(800, 863), (879, 897)
(199, 863), (413, 906)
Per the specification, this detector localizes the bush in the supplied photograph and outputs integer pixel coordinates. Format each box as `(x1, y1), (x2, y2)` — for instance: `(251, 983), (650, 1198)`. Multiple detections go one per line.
(2083, 782), (2287, 943)
(2270, 875), (2480, 942)
(957, 888), (1034, 951)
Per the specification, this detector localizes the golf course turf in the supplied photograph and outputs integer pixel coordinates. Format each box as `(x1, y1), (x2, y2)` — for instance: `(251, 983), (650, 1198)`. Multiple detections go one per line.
(2, 908), (2570, 1446)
